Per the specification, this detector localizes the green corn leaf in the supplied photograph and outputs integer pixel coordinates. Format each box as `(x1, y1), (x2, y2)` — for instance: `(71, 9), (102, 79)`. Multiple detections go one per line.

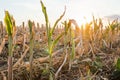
(50, 32), (64, 55)
(63, 21), (68, 48)
(11, 16), (15, 27)
(116, 58), (120, 71)
(51, 7), (66, 35)
(4, 11), (13, 36)
(71, 30), (75, 59)
(40, 0), (49, 34)
(64, 21), (70, 34)
(48, 29), (52, 46)
(64, 21), (68, 34)
(40, 0), (51, 56)
(40, 0), (51, 49)
(49, 72), (53, 80)
(53, 32), (64, 46)
(28, 20), (33, 34)
(40, 0), (47, 19)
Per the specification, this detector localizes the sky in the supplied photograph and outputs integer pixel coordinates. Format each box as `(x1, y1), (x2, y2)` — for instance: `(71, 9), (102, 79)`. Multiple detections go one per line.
(0, 0), (120, 26)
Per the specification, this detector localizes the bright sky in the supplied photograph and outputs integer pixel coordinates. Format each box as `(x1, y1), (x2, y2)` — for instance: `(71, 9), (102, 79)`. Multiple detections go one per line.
(0, 0), (120, 26)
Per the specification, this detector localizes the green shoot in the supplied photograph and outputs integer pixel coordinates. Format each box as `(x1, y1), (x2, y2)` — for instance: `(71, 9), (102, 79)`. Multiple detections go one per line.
(115, 58), (120, 71)
(4, 11), (13, 80)
(28, 20), (34, 80)
(40, 0), (66, 67)
(71, 29), (75, 60)
(67, 20), (75, 70)
(40, 1), (67, 79)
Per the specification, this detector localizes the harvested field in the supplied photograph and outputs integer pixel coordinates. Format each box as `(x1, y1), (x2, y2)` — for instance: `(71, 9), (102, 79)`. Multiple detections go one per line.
(0, 1), (120, 80)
